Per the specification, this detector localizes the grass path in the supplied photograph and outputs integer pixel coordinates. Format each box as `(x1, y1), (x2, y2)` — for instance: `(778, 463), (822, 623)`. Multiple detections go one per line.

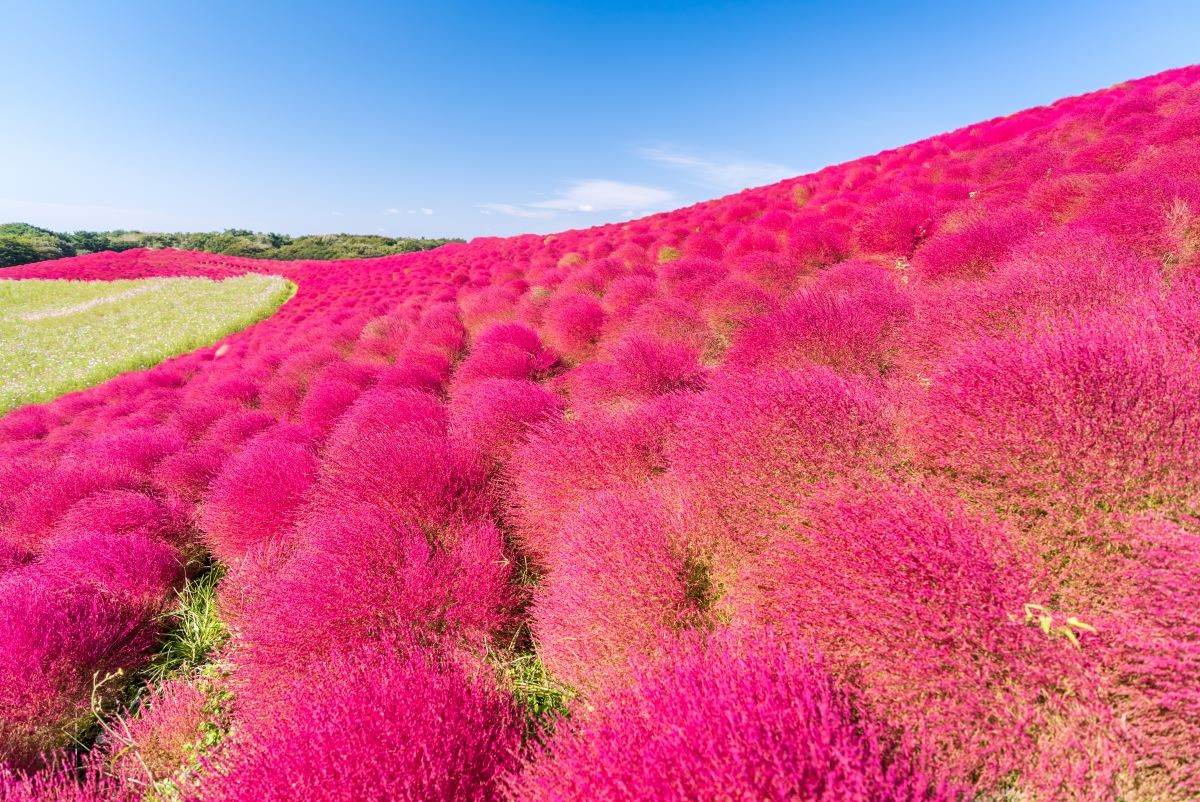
(0, 274), (294, 413)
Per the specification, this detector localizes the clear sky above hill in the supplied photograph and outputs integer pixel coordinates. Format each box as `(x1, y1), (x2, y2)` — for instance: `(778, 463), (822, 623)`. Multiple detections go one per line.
(1, 1), (1197, 239)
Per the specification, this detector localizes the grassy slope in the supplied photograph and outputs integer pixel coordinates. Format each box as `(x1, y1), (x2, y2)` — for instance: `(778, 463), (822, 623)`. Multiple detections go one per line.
(0, 274), (294, 413)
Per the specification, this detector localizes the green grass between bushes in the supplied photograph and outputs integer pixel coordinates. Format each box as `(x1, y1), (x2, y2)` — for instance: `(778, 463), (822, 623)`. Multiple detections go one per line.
(97, 566), (234, 800)
(0, 274), (294, 413)
(146, 565), (231, 686)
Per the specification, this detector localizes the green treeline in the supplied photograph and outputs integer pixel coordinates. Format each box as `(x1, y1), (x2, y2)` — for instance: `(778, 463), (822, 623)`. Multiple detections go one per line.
(0, 223), (462, 267)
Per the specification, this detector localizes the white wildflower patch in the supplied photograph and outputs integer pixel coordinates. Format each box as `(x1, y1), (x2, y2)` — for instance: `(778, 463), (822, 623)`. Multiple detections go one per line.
(0, 274), (295, 413)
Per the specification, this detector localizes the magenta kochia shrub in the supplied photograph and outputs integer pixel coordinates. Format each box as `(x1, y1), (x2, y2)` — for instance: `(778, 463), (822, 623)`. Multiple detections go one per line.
(627, 296), (711, 353)
(311, 388), (488, 528)
(70, 425), (186, 477)
(507, 397), (686, 566)
(530, 484), (711, 691)
(201, 409), (277, 451)
(35, 529), (184, 615)
(151, 440), (230, 505)
(0, 571), (159, 769)
(566, 334), (706, 408)
(0, 755), (139, 802)
(513, 629), (952, 802)
(453, 322), (558, 387)
(1, 459), (138, 553)
(726, 261), (911, 374)
(657, 256), (727, 303)
(200, 643), (521, 802)
(199, 424), (320, 564)
(1074, 169), (1200, 262)
(448, 378), (562, 469)
(50, 490), (189, 546)
(728, 481), (1120, 798)
(601, 274), (657, 318)
(914, 309), (1200, 517)
(852, 192), (940, 256)
(110, 677), (209, 781)
(669, 367), (894, 561)
(785, 215), (851, 272)
(0, 406), (51, 443)
(293, 376), (363, 436)
(697, 277), (774, 339)
(0, 458), (50, 532)
(911, 206), (1041, 282)
(905, 227), (1163, 368)
(229, 504), (513, 711)
(1104, 514), (1200, 798)
(541, 292), (605, 363)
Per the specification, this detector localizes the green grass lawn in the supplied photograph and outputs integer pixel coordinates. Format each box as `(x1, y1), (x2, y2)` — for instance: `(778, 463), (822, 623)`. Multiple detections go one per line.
(0, 274), (294, 413)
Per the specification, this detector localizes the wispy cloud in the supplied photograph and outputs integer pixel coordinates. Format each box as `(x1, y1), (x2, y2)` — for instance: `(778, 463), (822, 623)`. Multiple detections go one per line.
(530, 180), (673, 212)
(479, 202), (558, 219)
(637, 147), (796, 190)
(481, 179), (673, 219)
(386, 207), (435, 216)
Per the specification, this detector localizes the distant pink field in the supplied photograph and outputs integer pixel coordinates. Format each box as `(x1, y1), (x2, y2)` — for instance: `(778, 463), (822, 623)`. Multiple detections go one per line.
(2, 66), (1200, 800)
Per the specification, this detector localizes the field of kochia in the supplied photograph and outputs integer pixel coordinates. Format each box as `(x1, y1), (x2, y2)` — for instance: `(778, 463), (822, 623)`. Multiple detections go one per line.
(1, 65), (1199, 801)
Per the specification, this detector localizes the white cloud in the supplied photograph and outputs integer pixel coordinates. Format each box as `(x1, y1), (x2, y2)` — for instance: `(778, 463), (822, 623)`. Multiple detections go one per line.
(479, 202), (557, 219)
(530, 180), (673, 212)
(385, 208), (401, 214)
(482, 179), (673, 219)
(418, 207), (434, 215)
(637, 147), (796, 190)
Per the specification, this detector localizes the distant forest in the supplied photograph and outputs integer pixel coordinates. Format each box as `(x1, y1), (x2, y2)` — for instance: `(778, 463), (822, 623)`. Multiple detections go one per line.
(0, 223), (463, 267)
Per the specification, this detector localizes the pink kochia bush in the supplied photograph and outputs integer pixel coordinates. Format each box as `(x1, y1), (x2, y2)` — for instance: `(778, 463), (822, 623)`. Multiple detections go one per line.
(3, 66), (1200, 799)
(727, 481), (1121, 798)
(530, 484), (711, 691)
(904, 227), (1163, 370)
(199, 424), (320, 564)
(311, 388), (487, 528)
(1, 459), (137, 553)
(0, 755), (139, 802)
(541, 292), (605, 363)
(448, 378), (563, 469)
(109, 678), (210, 781)
(35, 529), (183, 615)
(914, 306), (1200, 522)
(0, 571), (159, 768)
(229, 504), (513, 713)
(513, 630), (952, 802)
(453, 322), (558, 386)
(50, 490), (189, 547)
(852, 192), (939, 256)
(507, 396), (685, 566)
(199, 643), (521, 802)
(1105, 514), (1200, 799)
(669, 367), (893, 560)
(726, 261), (911, 374)
(565, 334), (706, 408)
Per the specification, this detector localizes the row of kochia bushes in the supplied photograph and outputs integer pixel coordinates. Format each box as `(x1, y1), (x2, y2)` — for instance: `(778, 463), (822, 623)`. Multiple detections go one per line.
(1, 65), (1199, 800)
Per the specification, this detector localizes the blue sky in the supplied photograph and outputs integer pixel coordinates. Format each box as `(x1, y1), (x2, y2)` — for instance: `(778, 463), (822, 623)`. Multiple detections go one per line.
(1, 1), (1197, 238)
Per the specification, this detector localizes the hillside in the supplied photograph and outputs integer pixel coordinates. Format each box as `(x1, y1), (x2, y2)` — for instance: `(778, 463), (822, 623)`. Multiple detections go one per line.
(0, 224), (461, 267)
(2, 66), (1199, 801)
